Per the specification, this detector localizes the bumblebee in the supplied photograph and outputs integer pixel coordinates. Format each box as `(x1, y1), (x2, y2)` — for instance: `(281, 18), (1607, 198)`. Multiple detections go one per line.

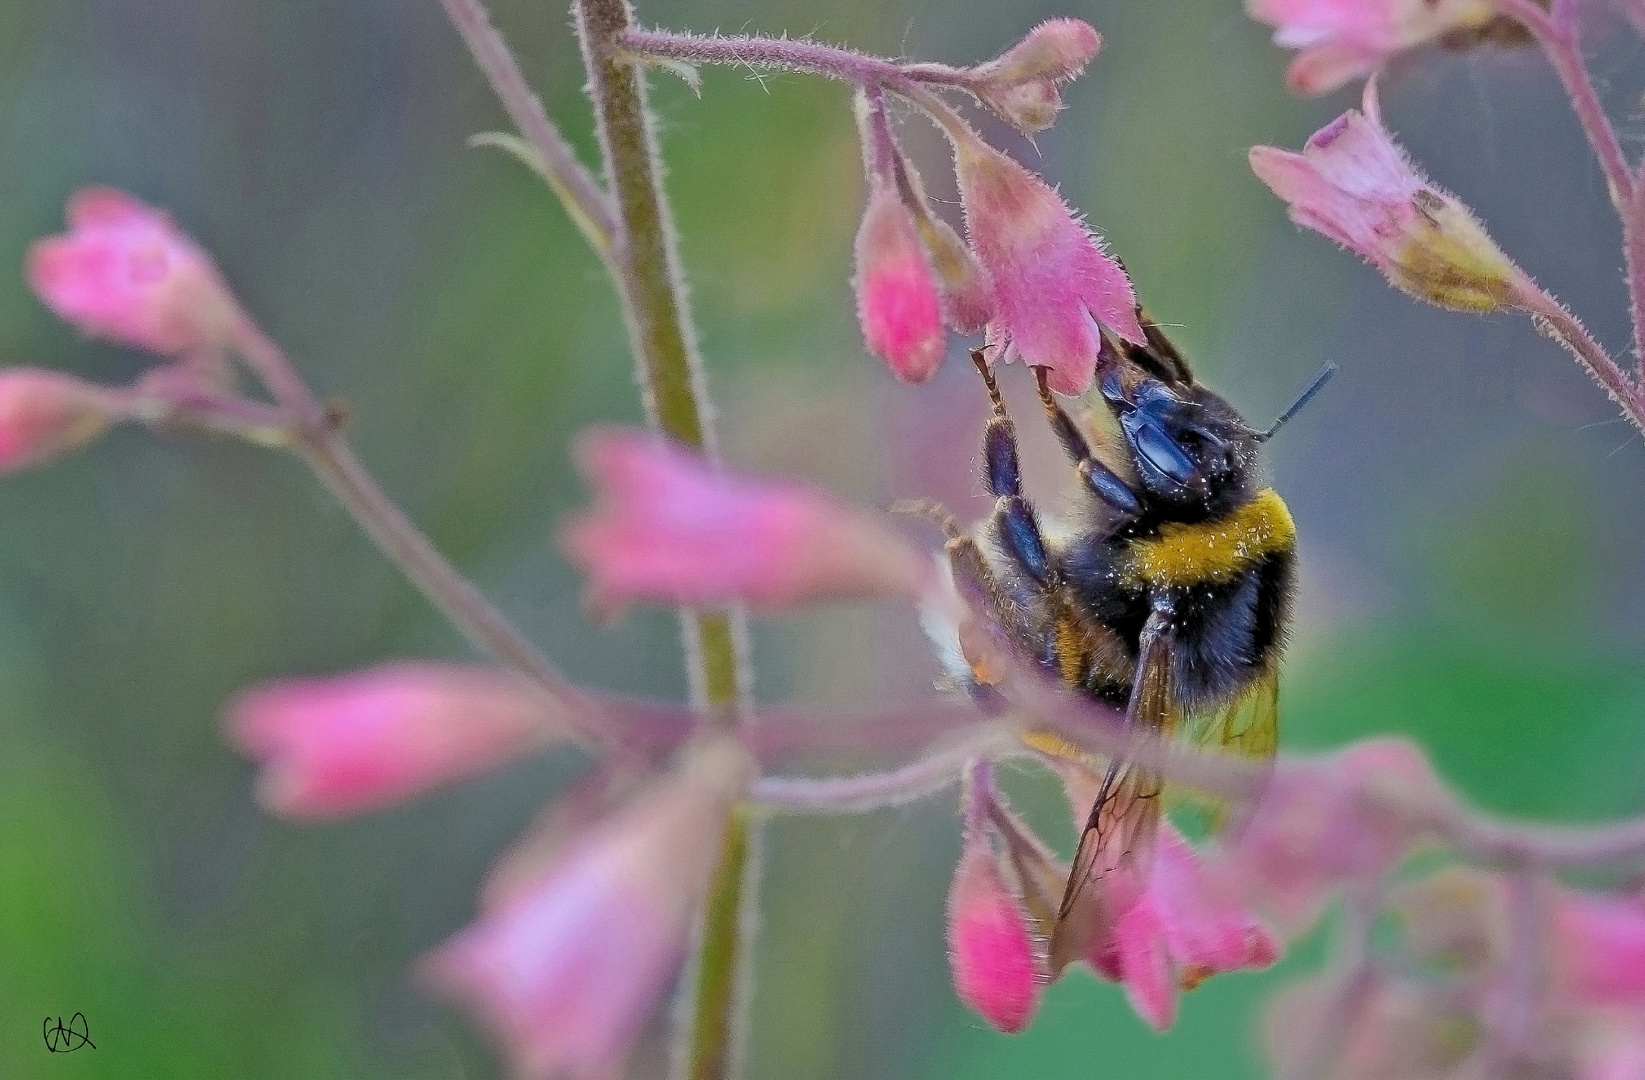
(933, 318), (1331, 971)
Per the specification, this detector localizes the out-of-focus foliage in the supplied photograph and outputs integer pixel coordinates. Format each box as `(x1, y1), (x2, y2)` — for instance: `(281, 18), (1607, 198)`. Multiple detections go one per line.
(3, 0), (1644, 1076)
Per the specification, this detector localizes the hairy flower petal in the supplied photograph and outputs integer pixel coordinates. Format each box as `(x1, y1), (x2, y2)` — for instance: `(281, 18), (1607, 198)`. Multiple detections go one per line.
(0, 368), (119, 474)
(560, 428), (932, 616)
(854, 182), (947, 382)
(1247, 0), (1497, 95)
(28, 186), (240, 355)
(947, 836), (1041, 1033)
(226, 662), (563, 819)
(1250, 82), (1531, 314)
(423, 740), (749, 1080)
(954, 133), (1142, 395)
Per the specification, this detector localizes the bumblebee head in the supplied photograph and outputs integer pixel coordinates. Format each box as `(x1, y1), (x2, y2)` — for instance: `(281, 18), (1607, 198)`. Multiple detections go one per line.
(1099, 364), (1261, 518)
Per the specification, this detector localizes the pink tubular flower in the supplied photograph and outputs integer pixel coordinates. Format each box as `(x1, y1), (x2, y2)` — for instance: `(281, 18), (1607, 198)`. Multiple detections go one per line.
(1090, 823), (1280, 1031)
(947, 773), (1041, 1034)
(1552, 889), (1645, 1007)
(28, 186), (241, 356)
(0, 368), (120, 474)
(1210, 737), (1439, 936)
(1250, 81), (1532, 314)
(225, 662), (564, 819)
(422, 739), (749, 1080)
(952, 129), (1143, 396)
(853, 181), (947, 383)
(559, 428), (932, 617)
(1247, 0), (1497, 96)
(968, 18), (1103, 134)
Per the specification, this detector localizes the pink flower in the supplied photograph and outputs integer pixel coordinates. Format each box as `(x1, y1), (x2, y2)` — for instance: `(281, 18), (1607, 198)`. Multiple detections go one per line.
(422, 739), (749, 1080)
(1247, 0), (1497, 96)
(225, 662), (564, 819)
(1211, 738), (1439, 936)
(1265, 973), (1474, 1080)
(1089, 823), (1280, 1031)
(853, 181), (946, 383)
(1250, 81), (1531, 314)
(1552, 889), (1645, 1007)
(0, 368), (120, 474)
(559, 428), (932, 617)
(947, 800), (1041, 1033)
(28, 186), (241, 355)
(969, 18), (1103, 134)
(952, 129), (1142, 396)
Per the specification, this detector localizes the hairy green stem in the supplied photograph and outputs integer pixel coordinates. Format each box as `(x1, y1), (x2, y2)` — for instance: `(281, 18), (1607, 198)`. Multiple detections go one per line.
(573, 1), (755, 1076)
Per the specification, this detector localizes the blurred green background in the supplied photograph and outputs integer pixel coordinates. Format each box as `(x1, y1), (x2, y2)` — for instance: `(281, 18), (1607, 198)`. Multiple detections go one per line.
(3, 0), (1645, 1076)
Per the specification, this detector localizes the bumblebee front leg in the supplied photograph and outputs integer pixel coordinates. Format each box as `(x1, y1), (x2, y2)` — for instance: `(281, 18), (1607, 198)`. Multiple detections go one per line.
(1031, 367), (1143, 518)
(973, 351), (1051, 588)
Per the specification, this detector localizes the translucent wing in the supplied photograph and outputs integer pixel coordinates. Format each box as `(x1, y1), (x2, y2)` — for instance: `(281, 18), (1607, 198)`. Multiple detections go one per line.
(1048, 613), (1173, 973)
(1175, 664), (1281, 830)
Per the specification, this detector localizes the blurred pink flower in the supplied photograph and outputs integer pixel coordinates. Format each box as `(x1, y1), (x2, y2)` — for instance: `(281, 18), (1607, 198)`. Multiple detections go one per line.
(969, 18), (1102, 134)
(226, 662), (563, 819)
(1265, 972), (1475, 1080)
(853, 182), (946, 383)
(947, 812), (1041, 1033)
(28, 186), (241, 355)
(1553, 889), (1645, 1007)
(1211, 737), (1439, 936)
(952, 130), (1142, 395)
(422, 739), (749, 1080)
(0, 368), (119, 474)
(560, 428), (932, 617)
(1249, 82), (1530, 314)
(1090, 823), (1280, 1031)
(1247, 0), (1496, 96)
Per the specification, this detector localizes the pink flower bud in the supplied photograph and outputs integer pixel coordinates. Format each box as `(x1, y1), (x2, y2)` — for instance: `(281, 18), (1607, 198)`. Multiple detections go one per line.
(422, 739), (750, 1080)
(1250, 81), (1531, 314)
(225, 663), (565, 819)
(969, 19), (1103, 134)
(0, 368), (119, 474)
(947, 828), (1040, 1033)
(28, 186), (241, 356)
(854, 182), (946, 383)
(1212, 737), (1439, 936)
(559, 428), (932, 617)
(1552, 889), (1645, 1007)
(1247, 0), (1497, 96)
(953, 131), (1143, 396)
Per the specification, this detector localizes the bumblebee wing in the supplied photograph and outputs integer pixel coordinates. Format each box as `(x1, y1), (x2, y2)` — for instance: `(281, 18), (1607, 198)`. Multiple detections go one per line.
(1048, 615), (1172, 972)
(1175, 664), (1281, 829)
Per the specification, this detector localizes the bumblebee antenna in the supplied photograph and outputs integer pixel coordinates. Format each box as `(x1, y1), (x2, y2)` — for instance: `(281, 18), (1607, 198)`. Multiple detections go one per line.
(1254, 363), (1337, 441)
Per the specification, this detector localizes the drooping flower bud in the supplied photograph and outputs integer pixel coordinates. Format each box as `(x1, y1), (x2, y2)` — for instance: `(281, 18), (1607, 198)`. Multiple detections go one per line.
(968, 19), (1102, 134)
(0, 368), (120, 474)
(1247, 0), (1498, 97)
(28, 186), (241, 355)
(947, 770), (1040, 1033)
(225, 663), (565, 819)
(853, 180), (947, 383)
(952, 128), (1143, 395)
(895, 164), (995, 335)
(1250, 81), (1532, 314)
(422, 738), (750, 1080)
(560, 428), (932, 617)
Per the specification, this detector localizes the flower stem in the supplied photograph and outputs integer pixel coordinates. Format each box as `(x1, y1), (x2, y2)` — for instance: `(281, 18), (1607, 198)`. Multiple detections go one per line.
(574, 1), (754, 1076)
(1514, 287), (1645, 434)
(616, 27), (965, 97)
(438, 0), (618, 263)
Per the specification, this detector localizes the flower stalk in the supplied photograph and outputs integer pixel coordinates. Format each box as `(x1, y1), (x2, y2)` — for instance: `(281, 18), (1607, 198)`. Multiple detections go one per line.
(573, 1), (754, 1076)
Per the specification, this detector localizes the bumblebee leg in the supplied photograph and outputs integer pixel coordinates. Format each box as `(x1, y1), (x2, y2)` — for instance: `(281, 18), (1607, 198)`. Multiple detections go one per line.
(1031, 366), (1143, 518)
(973, 351), (1050, 587)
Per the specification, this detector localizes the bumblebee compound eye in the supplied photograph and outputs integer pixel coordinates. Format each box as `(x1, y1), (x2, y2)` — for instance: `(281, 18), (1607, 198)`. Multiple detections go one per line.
(1126, 418), (1200, 491)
